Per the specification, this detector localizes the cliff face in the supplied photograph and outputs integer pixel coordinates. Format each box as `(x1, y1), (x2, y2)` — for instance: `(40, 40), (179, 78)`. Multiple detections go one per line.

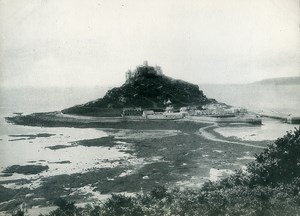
(63, 64), (215, 116)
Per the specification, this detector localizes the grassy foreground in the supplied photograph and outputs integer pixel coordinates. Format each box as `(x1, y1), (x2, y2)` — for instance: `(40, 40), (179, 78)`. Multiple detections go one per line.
(11, 128), (300, 216)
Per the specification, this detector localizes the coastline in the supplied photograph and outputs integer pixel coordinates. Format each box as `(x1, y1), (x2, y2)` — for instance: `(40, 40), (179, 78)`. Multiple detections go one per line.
(5, 111), (262, 128)
(5, 112), (208, 133)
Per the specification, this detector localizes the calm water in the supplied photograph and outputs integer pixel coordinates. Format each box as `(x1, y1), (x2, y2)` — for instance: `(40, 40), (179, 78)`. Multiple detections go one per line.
(201, 84), (300, 115)
(215, 118), (299, 141)
(200, 83), (300, 141)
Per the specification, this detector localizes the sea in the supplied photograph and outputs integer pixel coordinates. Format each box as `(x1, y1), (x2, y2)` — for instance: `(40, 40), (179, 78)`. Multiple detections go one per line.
(200, 83), (300, 115)
(201, 83), (300, 141)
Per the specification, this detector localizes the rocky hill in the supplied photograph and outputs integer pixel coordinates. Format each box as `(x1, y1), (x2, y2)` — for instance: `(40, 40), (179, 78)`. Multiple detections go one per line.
(62, 63), (215, 116)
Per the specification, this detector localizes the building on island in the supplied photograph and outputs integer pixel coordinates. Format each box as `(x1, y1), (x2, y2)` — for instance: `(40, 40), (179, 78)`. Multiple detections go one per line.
(143, 60), (148, 67)
(142, 110), (155, 117)
(154, 65), (163, 75)
(179, 107), (189, 117)
(165, 105), (174, 113)
(164, 99), (172, 105)
(122, 107), (142, 116)
(188, 103), (248, 117)
(125, 61), (164, 82)
(125, 69), (133, 80)
(142, 110), (183, 120)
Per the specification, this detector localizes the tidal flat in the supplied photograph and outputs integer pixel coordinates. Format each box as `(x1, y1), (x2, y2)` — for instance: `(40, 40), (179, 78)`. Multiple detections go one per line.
(0, 116), (270, 214)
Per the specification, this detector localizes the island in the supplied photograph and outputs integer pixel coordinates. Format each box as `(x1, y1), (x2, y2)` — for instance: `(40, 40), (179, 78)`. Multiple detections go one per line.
(6, 61), (262, 127)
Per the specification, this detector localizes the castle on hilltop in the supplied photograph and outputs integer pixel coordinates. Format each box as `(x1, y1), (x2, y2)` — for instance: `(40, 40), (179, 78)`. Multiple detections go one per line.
(125, 61), (163, 81)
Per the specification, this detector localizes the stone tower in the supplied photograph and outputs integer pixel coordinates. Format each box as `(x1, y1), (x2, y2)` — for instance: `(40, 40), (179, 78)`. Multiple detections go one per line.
(125, 69), (132, 80)
(143, 60), (148, 67)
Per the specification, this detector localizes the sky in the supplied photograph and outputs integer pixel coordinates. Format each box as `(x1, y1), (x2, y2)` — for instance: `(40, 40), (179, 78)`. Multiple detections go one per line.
(0, 0), (299, 87)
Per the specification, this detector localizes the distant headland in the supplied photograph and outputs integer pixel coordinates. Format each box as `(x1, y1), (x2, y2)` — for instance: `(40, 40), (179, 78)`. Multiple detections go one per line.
(251, 76), (300, 85)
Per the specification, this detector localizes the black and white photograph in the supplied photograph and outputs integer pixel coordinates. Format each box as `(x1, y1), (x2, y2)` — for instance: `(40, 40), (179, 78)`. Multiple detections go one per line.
(0, 0), (299, 215)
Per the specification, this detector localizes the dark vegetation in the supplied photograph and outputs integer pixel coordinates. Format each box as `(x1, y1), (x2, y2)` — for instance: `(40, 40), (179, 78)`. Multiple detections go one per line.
(15, 127), (299, 216)
(62, 64), (214, 116)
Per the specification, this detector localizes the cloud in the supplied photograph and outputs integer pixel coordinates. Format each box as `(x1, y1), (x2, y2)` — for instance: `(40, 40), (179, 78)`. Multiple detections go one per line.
(0, 0), (299, 86)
